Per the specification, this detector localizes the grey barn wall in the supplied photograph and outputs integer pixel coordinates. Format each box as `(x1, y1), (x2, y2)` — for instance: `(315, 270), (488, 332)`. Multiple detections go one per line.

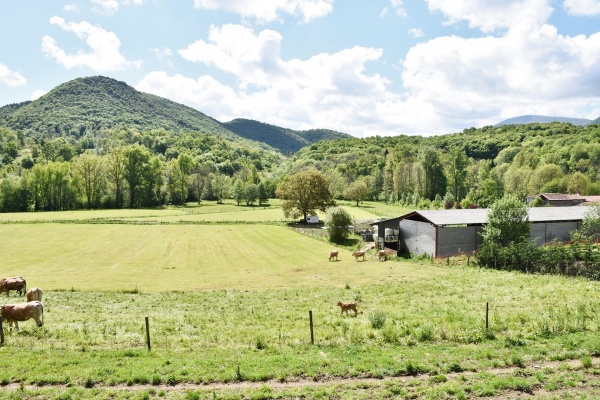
(399, 219), (581, 258)
(399, 220), (436, 257)
(437, 226), (483, 258)
(530, 221), (579, 245)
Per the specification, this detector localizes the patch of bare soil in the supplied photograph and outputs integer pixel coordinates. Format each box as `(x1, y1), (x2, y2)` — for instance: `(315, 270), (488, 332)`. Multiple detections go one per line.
(4, 357), (599, 398)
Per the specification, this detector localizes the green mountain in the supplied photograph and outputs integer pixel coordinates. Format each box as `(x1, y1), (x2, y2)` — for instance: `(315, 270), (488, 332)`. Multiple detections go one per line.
(0, 76), (348, 154)
(222, 118), (350, 154)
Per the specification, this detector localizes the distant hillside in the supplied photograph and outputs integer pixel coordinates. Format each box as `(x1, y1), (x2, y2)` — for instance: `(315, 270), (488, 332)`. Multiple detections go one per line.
(495, 115), (592, 126)
(0, 76), (348, 154)
(0, 76), (241, 140)
(223, 118), (350, 154)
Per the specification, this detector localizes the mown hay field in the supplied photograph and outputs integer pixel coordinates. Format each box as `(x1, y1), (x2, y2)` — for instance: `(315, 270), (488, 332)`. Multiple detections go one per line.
(0, 204), (599, 399)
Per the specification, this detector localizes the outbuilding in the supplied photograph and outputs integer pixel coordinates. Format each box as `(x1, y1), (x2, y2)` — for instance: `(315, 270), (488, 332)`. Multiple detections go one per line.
(371, 206), (592, 259)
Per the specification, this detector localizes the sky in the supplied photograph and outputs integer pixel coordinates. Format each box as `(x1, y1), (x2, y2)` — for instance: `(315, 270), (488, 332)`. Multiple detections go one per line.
(1, 1), (600, 138)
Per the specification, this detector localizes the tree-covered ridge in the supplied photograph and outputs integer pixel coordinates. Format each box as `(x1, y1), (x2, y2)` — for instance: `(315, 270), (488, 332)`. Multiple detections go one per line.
(0, 76), (350, 155)
(0, 76), (241, 141)
(223, 119), (351, 154)
(286, 122), (600, 207)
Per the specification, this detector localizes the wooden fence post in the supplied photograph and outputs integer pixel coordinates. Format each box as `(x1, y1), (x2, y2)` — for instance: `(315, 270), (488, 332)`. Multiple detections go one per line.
(309, 311), (314, 345)
(485, 302), (489, 330)
(145, 317), (151, 351)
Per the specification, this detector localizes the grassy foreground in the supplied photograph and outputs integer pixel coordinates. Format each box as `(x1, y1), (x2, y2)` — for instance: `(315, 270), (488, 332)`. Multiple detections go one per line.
(0, 204), (598, 399)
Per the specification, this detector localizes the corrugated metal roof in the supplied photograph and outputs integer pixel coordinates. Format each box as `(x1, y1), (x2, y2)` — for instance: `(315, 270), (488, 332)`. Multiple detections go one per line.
(395, 206), (592, 226)
(540, 193), (583, 201)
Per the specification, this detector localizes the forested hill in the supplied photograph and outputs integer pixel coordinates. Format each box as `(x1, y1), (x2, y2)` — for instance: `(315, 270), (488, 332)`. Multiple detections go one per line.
(0, 76), (347, 154)
(222, 118), (350, 155)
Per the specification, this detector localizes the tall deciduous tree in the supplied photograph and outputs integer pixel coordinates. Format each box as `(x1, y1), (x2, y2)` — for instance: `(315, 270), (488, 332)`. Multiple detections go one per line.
(123, 144), (151, 208)
(276, 170), (336, 221)
(107, 147), (126, 209)
(446, 147), (469, 202)
(344, 179), (368, 207)
(73, 151), (105, 209)
(419, 147), (446, 200)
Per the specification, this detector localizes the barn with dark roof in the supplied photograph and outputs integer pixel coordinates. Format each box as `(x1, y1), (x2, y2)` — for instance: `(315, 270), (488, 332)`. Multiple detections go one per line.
(370, 206), (592, 258)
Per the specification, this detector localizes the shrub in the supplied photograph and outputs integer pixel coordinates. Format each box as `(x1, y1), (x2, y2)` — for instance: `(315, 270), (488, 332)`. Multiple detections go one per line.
(369, 310), (387, 329)
(326, 207), (352, 243)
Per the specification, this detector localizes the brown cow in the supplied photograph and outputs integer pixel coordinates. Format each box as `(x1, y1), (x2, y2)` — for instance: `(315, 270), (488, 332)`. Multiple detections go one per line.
(0, 301), (44, 332)
(328, 250), (339, 261)
(378, 250), (387, 261)
(26, 287), (43, 302)
(0, 277), (26, 296)
(351, 251), (366, 261)
(337, 301), (358, 316)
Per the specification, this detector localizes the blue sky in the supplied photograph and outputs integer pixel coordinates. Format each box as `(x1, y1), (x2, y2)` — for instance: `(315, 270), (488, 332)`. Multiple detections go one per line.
(1, 0), (600, 137)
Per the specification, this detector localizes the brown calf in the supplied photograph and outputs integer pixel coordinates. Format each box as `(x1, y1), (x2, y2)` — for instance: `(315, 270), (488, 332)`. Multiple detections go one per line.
(351, 251), (366, 261)
(328, 250), (339, 261)
(337, 301), (358, 316)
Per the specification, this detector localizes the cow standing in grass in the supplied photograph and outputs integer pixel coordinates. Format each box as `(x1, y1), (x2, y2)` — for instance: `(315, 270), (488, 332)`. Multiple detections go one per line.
(0, 277), (26, 296)
(0, 301), (44, 332)
(328, 250), (339, 261)
(351, 251), (366, 261)
(26, 287), (43, 302)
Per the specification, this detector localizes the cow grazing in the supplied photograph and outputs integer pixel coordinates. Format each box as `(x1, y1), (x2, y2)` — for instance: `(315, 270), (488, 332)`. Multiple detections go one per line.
(0, 301), (44, 332)
(328, 250), (339, 261)
(378, 250), (387, 261)
(351, 251), (366, 261)
(26, 287), (43, 302)
(0, 277), (26, 296)
(337, 301), (358, 317)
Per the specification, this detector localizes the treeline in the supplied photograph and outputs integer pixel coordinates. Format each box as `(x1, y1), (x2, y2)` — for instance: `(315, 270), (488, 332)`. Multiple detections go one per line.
(0, 127), (282, 211)
(1, 121), (600, 213)
(286, 122), (600, 208)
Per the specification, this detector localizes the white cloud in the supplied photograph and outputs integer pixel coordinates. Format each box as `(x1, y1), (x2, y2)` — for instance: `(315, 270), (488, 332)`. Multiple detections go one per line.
(0, 64), (26, 87)
(42, 17), (142, 72)
(408, 28), (424, 38)
(426, 0), (554, 32)
(563, 0), (600, 16)
(141, 4), (600, 137)
(192, 0), (334, 23)
(64, 4), (79, 12)
(140, 24), (401, 136)
(91, 0), (144, 14)
(31, 90), (47, 101)
(401, 20), (600, 130)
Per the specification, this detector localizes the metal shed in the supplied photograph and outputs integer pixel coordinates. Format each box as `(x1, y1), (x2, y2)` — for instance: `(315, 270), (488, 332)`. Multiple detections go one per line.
(380, 206), (592, 258)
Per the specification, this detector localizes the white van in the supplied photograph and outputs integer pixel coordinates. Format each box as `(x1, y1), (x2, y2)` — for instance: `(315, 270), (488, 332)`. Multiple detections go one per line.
(305, 215), (320, 224)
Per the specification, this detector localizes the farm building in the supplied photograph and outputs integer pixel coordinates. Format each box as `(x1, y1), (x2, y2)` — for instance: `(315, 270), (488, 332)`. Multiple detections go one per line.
(370, 206), (593, 258)
(527, 193), (600, 207)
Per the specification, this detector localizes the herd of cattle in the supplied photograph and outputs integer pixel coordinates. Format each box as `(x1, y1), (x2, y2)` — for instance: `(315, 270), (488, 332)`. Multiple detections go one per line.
(329, 249), (388, 262)
(0, 249), (389, 333)
(0, 277), (44, 332)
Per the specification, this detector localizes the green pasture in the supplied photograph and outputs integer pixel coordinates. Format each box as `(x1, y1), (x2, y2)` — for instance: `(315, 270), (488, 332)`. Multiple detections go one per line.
(0, 267), (598, 399)
(0, 204), (599, 399)
(0, 223), (405, 291)
(0, 200), (409, 224)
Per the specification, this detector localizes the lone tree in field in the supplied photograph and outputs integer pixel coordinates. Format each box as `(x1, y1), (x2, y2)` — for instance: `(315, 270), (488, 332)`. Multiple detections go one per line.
(326, 207), (353, 243)
(344, 179), (368, 207)
(276, 170), (336, 222)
